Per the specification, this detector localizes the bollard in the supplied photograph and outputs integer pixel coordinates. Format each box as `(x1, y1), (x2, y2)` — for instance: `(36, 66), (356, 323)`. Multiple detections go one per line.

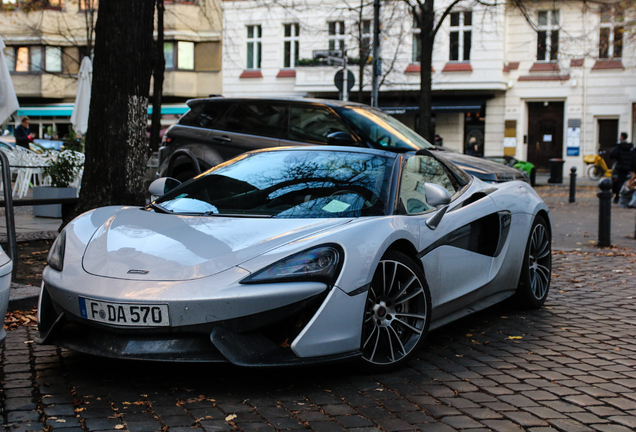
(569, 167), (577, 203)
(598, 178), (612, 247)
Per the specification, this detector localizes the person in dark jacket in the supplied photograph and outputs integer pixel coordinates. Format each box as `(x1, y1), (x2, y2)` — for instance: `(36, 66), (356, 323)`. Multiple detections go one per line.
(14, 117), (33, 150)
(610, 132), (634, 203)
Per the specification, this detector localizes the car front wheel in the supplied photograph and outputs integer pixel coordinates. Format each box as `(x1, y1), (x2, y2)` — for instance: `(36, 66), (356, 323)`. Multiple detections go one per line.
(360, 250), (431, 371)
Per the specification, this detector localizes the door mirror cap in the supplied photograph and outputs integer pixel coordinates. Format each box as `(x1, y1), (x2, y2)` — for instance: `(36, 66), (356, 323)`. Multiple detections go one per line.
(149, 177), (181, 198)
(327, 131), (356, 145)
(424, 183), (452, 207)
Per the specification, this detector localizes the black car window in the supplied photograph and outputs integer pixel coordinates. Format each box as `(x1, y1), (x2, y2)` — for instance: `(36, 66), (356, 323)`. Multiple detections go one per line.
(288, 106), (348, 144)
(222, 103), (284, 138)
(178, 102), (230, 129)
(399, 155), (457, 215)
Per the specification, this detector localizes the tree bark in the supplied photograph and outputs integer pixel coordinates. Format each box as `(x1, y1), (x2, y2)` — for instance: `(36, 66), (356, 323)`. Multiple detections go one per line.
(416, 0), (435, 142)
(150, 0), (165, 153)
(64, 0), (156, 225)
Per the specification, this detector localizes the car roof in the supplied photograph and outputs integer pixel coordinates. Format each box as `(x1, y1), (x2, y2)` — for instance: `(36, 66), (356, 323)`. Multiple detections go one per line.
(250, 145), (401, 159)
(186, 96), (369, 109)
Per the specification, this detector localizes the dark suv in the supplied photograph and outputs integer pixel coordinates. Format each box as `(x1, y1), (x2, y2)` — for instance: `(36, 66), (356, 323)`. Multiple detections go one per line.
(158, 97), (529, 184)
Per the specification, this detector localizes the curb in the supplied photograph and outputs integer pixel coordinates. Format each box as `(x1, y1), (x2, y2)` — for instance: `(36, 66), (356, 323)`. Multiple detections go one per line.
(9, 282), (39, 311)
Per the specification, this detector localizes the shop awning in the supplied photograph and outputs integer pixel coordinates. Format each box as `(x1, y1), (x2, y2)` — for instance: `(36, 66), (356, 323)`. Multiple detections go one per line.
(380, 98), (487, 114)
(17, 104), (189, 117)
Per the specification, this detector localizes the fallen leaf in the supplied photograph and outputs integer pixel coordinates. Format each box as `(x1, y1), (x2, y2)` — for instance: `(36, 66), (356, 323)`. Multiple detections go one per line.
(75, 408), (86, 412)
(114, 425), (124, 430)
(508, 336), (522, 340)
(225, 414), (237, 421)
(55, 419), (66, 423)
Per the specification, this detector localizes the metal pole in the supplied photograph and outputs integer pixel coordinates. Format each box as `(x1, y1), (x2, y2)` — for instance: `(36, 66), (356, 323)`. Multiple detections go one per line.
(569, 166), (577, 203)
(0, 151), (17, 278)
(343, 54), (348, 102)
(370, 0), (380, 107)
(598, 177), (612, 247)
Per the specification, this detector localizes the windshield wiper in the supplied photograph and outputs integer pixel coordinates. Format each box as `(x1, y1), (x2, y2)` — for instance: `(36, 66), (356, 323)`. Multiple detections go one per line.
(146, 202), (172, 214)
(203, 212), (273, 218)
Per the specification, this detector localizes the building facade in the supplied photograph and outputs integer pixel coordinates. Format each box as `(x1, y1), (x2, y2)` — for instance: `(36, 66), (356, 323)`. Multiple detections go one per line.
(222, 0), (636, 173)
(1, 0), (223, 138)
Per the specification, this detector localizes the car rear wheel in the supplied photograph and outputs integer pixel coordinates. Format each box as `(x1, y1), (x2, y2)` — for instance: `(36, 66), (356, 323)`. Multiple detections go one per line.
(515, 216), (551, 309)
(360, 250), (431, 371)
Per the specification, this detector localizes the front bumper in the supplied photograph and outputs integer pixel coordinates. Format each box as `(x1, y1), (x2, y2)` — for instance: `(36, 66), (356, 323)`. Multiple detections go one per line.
(36, 283), (362, 366)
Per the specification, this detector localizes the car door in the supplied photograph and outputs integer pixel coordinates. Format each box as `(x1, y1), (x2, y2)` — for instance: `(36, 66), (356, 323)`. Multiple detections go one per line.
(279, 105), (356, 147)
(207, 102), (284, 160)
(398, 155), (507, 320)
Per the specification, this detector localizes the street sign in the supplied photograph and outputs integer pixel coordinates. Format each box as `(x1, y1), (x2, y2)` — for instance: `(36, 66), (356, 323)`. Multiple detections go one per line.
(334, 70), (355, 91)
(313, 49), (343, 59)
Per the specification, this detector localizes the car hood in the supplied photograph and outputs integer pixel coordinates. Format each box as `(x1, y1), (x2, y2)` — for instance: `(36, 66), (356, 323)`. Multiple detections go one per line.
(440, 152), (529, 182)
(82, 208), (351, 281)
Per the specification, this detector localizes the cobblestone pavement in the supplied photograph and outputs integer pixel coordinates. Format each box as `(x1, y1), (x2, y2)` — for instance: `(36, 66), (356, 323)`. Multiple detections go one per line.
(1, 251), (635, 432)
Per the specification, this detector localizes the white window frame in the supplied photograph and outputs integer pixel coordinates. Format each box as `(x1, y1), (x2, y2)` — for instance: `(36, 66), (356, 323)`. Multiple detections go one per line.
(412, 15), (420, 63)
(599, 5), (623, 59)
(328, 21), (345, 53)
(283, 23), (299, 69)
(449, 11), (472, 62)
(246, 24), (262, 70)
(537, 10), (559, 61)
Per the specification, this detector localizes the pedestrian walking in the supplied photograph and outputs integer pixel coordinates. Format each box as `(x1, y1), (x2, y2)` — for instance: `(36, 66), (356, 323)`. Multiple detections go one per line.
(610, 132), (634, 203)
(14, 116), (33, 150)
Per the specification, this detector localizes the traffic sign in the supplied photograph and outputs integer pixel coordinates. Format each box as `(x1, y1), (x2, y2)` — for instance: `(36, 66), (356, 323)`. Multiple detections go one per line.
(334, 70), (355, 91)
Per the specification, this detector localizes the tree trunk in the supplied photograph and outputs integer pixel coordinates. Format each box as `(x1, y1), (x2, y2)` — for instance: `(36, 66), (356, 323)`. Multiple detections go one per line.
(64, 0), (156, 225)
(417, 0), (435, 142)
(150, 0), (165, 153)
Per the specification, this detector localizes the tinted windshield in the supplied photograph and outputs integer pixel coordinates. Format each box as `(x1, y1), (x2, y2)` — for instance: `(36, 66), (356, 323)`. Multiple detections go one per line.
(339, 107), (434, 151)
(155, 150), (394, 218)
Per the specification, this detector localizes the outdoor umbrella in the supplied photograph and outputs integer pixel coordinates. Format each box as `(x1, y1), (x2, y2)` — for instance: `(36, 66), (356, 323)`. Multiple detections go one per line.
(70, 56), (92, 136)
(0, 35), (19, 126)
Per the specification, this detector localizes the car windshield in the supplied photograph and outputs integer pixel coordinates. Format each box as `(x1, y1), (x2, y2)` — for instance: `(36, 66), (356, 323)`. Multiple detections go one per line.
(155, 150), (394, 218)
(338, 107), (434, 151)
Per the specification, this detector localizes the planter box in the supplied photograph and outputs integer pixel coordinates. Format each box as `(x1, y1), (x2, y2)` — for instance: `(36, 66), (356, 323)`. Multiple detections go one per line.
(33, 187), (78, 218)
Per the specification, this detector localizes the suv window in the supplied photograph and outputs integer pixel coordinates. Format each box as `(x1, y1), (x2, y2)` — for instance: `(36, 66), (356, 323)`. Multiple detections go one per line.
(222, 103), (284, 138)
(179, 102), (230, 129)
(399, 155), (457, 214)
(288, 106), (348, 144)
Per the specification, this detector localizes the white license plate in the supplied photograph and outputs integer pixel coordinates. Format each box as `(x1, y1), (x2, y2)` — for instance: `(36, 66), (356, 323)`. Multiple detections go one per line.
(79, 297), (169, 327)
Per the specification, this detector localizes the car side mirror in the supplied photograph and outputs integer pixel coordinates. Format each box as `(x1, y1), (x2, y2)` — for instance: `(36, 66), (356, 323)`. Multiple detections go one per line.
(424, 183), (452, 207)
(149, 177), (181, 198)
(424, 183), (452, 230)
(327, 131), (356, 145)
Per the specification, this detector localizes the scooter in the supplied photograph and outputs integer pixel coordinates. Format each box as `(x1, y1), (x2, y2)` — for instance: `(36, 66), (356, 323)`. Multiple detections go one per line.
(583, 151), (612, 180)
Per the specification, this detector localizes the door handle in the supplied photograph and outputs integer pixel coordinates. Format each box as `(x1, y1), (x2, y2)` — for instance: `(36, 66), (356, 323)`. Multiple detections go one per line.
(212, 135), (232, 143)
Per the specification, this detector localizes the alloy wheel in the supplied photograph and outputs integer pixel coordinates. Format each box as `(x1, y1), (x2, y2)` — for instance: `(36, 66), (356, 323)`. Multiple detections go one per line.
(528, 223), (551, 300)
(362, 259), (428, 365)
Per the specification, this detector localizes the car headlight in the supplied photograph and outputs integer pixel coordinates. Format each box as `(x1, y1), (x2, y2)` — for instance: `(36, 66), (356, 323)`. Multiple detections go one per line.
(47, 230), (66, 271)
(241, 244), (343, 285)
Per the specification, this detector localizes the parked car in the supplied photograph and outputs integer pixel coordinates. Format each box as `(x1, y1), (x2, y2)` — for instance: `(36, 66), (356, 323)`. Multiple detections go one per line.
(158, 98), (529, 184)
(37, 146), (551, 370)
(484, 156), (536, 186)
(0, 246), (13, 344)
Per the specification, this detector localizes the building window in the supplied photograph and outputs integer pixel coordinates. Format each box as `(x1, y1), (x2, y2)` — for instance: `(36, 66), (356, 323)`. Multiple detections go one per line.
(283, 23), (299, 68)
(246, 25), (262, 69)
(45, 46), (62, 72)
(537, 10), (559, 61)
(79, 0), (98, 10)
(163, 41), (194, 70)
(599, 4), (623, 58)
(328, 21), (345, 52)
(412, 16), (420, 63)
(449, 11), (472, 61)
(360, 19), (371, 60)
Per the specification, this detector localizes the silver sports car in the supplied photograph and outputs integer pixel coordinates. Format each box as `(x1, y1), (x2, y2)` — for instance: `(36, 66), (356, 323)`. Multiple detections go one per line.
(37, 147), (551, 370)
